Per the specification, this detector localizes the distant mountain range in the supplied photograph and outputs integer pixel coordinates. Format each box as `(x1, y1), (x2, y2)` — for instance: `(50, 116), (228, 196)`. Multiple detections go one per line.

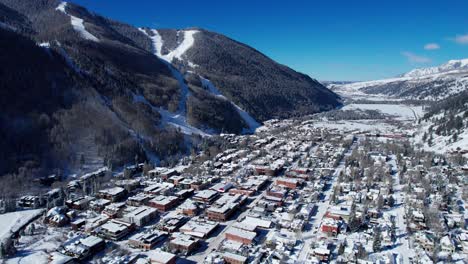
(329, 59), (468, 101)
(0, 0), (340, 175)
(400, 59), (468, 78)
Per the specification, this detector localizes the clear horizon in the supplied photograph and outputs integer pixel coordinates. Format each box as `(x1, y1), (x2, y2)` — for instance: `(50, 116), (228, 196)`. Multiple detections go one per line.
(72, 0), (468, 81)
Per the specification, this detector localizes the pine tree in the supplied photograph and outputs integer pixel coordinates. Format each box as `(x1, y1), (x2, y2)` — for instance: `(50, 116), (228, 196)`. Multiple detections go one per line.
(388, 195), (395, 208)
(373, 227), (382, 252)
(0, 242), (4, 258)
(391, 221), (397, 244)
(80, 154), (85, 169)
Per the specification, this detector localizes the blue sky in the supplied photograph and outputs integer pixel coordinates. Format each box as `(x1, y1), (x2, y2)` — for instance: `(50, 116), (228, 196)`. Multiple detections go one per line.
(73, 0), (468, 81)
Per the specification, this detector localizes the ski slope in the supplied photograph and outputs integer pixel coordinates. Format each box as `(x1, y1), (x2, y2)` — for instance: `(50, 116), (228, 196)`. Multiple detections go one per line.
(56, 2), (99, 42)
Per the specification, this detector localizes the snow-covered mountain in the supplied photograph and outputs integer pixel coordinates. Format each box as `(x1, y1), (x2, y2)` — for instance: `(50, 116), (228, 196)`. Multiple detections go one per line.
(0, 0), (340, 175)
(330, 59), (468, 101)
(401, 59), (468, 78)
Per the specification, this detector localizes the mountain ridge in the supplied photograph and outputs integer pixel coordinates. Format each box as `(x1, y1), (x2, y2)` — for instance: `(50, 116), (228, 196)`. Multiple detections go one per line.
(0, 0), (340, 176)
(329, 58), (468, 101)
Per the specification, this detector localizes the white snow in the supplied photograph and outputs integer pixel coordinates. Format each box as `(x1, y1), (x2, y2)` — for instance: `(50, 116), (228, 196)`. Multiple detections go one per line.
(162, 30), (199, 65)
(200, 77), (260, 133)
(415, 116), (468, 156)
(342, 104), (424, 121)
(0, 209), (44, 244)
(133, 94), (211, 137)
(402, 58), (468, 78)
(332, 60), (468, 102)
(141, 28), (198, 67)
(55, 1), (67, 12)
(137, 29), (215, 137)
(38, 42), (51, 48)
(140, 27), (259, 134)
(56, 1), (99, 42)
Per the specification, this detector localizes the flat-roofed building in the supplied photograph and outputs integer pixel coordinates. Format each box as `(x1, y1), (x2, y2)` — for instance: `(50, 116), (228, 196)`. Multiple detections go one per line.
(127, 193), (153, 206)
(169, 234), (199, 253)
(144, 183), (174, 195)
(148, 196), (179, 212)
(102, 202), (126, 218)
(174, 189), (194, 200)
(179, 218), (219, 239)
(193, 189), (219, 203)
(89, 199), (111, 212)
(225, 227), (256, 245)
(96, 220), (133, 241)
(223, 252), (248, 264)
(60, 235), (105, 261)
(211, 182), (234, 193)
(97, 187), (127, 202)
(122, 206), (158, 227)
(206, 194), (247, 221)
(159, 213), (188, 233)
(128, 230), (167, 250)
(275, 177), (300, 189)
(178, 199), (199, 217)
(146, 250), (176, 264)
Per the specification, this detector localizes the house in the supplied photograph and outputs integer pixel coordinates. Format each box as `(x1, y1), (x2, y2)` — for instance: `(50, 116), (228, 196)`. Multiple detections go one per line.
(159, 213), (188, 233)
(255, 166), (279, 176)
(65, 197), (93, 210)
(59, 235), (105, 261)
(115, 179), (140, 192)
(189, 180), (210, 191)
(211, 182), (234, 193)
(148, 196), (179, 212)
(168, 175), (185, 186)
(225, 227), (256, 245)
(46, 207), (69, 227)
(179, 218), (219, 238)
(70, 219), (86, 231)
(193, 189), (219, 203)
(414, 232), (434, 252)
(96, 187), (127, 202)
(240, 216), (272, 229)
(174, 189), (194, 200)
(122, 206), (158, 227)
(440, 235), (455, 253)
(49, 252), (77, 264)
(128, 230), (167, 250)
(102, 202), (126, 218)
(275, 177), (300, 189)
(84, 215), (109, 233)
(326, 205), (352, 222)
(169, 234), (199, 253)
(264, 188), (287, 205)
(206, 194), (247, 221)
(144, 183), (174, 195)
(146, 250), (177, 264)
(230, 176), (269, 196)
(313, 247), (331, 262)
(127, 193), (153, 206)
(89, 199), (111, 212)
(178, 199), (199, 217)
(223, 252), (248, 264)
(321, 219), (339, 236)
(18, 196), (42, 209)
(96, 220), (133, 241)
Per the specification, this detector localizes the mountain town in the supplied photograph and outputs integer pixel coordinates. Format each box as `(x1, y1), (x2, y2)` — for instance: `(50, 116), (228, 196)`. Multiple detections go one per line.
(0, 0), (467, 264)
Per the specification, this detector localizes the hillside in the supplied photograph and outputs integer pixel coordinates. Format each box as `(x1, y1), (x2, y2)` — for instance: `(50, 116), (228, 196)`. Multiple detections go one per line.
(138, 28), (341, 122)
(0, 0), (340, 176)
(330, 59), (468, 101)
(415, 91), (468, 155)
